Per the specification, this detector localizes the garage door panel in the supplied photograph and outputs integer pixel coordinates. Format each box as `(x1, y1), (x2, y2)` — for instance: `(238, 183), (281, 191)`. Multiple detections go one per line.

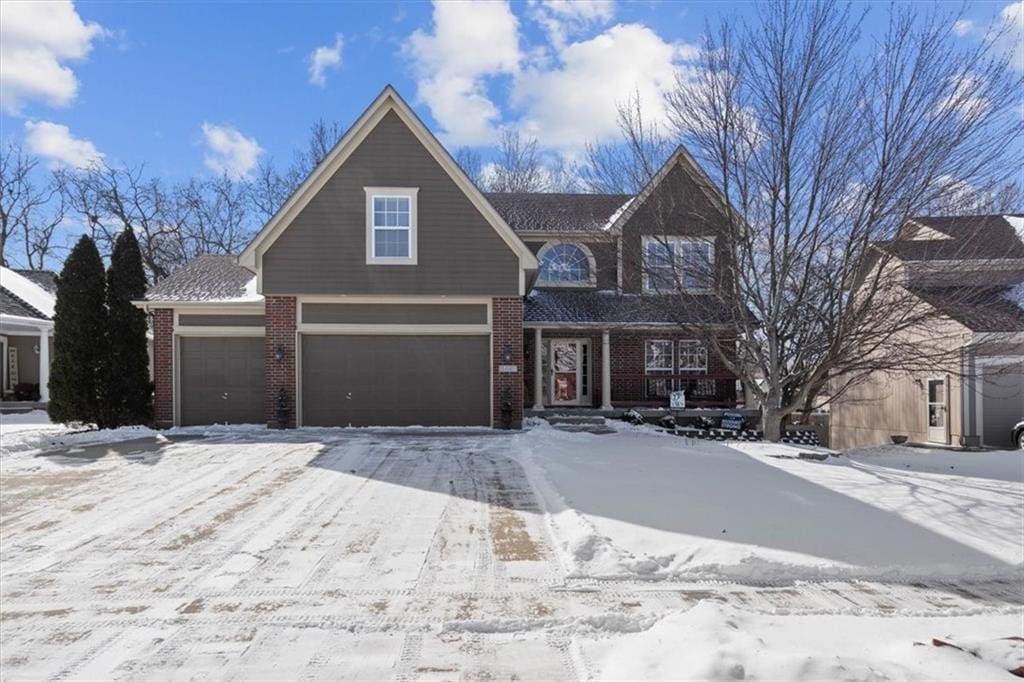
(982, 364), (1024, 448)
(301, 335), (489, 427)
(180, 337), (264, 426)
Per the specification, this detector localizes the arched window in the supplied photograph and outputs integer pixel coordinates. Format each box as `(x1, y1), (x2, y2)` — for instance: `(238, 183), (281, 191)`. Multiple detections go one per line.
(538, 243), (595, 285)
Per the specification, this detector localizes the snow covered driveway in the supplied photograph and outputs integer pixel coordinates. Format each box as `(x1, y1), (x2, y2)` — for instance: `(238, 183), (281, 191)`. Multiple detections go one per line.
(1, 423), (1022, 680)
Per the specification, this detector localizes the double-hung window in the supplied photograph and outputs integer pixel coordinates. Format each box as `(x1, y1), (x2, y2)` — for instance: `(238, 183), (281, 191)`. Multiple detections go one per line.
(642, 236), (714, 292)
(645, 339), (674, 398)
(678, 340), (708, 372)
(365, 188), (418, 264)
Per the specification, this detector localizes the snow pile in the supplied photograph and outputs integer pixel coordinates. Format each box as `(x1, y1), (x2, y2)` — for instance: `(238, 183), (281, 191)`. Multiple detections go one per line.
(593, 601), (1023, 681)
(0, 410), (156, 459)
(515, 424), (1023, 583)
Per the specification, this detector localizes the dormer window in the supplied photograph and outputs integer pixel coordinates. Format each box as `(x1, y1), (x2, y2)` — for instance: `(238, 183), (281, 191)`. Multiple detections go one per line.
(537, 242), (596, 287)
(365, 187), (418, 264)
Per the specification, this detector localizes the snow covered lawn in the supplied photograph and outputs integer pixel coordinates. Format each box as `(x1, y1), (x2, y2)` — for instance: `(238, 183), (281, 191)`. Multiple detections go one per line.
(1, 415), (1021, 680)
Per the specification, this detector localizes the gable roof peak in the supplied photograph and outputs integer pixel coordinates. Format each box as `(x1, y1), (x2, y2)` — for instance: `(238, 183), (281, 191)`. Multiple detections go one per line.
(238, 85), (536, 279)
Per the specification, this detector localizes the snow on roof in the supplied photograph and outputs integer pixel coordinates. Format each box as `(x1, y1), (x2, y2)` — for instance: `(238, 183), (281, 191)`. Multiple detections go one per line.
(0, 267), (55, 318)
(1005, 215), (1024, 246)
(601, 198), (634, 231)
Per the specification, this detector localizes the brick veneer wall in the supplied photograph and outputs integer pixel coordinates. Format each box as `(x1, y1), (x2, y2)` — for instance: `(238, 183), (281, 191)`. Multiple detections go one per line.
(265, 295), (297, 428)
(492, 297), (524, 428)
(152, 308), (174, 428)
(610, 331), (736, 403)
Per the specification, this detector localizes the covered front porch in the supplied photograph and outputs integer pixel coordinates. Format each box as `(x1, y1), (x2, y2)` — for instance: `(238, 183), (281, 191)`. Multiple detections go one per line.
(523, 326), (739, 411)
(0, 315), (53, 404)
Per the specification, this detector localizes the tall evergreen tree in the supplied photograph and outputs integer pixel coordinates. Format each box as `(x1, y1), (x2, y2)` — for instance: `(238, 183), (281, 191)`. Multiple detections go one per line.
(48, 235), (107, 425)
(102, 228), (153, 427)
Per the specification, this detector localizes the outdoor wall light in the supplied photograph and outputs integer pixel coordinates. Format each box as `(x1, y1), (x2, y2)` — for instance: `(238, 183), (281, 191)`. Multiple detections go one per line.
(502, 346), (513, 363)
(274, 344), (285, 362)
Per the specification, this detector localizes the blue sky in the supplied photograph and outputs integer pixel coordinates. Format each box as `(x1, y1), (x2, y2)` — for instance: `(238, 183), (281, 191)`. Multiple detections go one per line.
(1, 0), (1020, 183)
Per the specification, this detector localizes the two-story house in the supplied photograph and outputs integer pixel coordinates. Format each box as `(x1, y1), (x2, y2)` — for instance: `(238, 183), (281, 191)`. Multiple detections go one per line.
(830, 214), (1024, 449)
(137, 86), (739, 429)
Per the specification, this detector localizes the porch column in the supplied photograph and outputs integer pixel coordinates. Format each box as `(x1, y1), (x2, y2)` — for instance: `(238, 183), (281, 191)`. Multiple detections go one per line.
(601, 329), (612, 410)
(38, 327), (50, 403)
(533, 327), (544, 410)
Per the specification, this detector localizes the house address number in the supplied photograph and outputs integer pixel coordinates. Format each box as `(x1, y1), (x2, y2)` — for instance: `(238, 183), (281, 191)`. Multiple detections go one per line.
(498, 364), (518, 373)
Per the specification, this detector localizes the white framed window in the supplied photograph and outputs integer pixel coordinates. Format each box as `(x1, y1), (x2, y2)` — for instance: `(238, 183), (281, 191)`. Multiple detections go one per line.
(642, 236), (715, 292)
(537, 242), (596, 286)
(678, 340), (708, 372)
(645, 339), (673, 372)
(365, 187), (418, 264)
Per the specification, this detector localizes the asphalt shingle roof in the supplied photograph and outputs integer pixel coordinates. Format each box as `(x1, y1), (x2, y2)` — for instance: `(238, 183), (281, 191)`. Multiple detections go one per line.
(13, 270), (57, 294)
(485, 193), (632, 233)
(877, 215), (1024, 261)
(909, 285), (1024, 332)
(0, 286), (48, 320)
(144, 255), (257, 302)
(525, 289), (733, 326)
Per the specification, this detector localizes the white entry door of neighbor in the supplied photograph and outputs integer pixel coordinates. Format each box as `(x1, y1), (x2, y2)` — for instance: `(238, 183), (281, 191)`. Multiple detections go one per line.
(549, 339), (589, 406)
(926, 377), (948, 444)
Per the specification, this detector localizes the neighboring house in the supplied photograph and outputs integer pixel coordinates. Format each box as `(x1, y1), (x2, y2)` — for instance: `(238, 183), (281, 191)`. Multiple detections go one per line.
(137, 86), (739, 429)
(0, 267), (56, 402)
(830, 215), (1024, 449)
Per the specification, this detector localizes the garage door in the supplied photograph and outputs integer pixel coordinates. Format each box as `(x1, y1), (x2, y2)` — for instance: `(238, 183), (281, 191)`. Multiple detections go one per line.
(301, 335), (490, 427)
(180, 337), (264, 426)
(981, 365), (1024, 448)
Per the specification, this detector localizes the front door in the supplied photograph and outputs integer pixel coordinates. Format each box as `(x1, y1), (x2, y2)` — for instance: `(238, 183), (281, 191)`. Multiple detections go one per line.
(549, 339), (589, 406)
(926, 377), (947, 443)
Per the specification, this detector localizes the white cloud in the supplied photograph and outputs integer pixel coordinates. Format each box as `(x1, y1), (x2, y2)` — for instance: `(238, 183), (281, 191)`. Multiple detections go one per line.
(24, 120), (104, 168)
(308, 33), (343, 87)
(528, 0), (615, 49)
(200, 123), (262, 179)
(999, 1), (1023, 71)
(953, 19), (975, 36)
(0, 0), (106, 114)
(404, 0), (521, 146)
(511, 23), (696, 150)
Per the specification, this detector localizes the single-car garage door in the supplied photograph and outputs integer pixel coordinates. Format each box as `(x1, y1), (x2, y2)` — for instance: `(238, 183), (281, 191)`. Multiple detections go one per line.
(301, 335), (490, 427)
(981, 364), (1024, 448)
(180, 336), (265, 426)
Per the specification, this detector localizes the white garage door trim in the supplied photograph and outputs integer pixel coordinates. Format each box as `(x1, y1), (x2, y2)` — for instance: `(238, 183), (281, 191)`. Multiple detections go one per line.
(975, 355), (1024, 448)
(173, 328), (266, 428)
(295, 296), (495, 429)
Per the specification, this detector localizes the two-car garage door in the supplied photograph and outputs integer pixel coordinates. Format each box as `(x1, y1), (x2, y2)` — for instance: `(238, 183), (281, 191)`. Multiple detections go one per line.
(300, 335), (490, 427)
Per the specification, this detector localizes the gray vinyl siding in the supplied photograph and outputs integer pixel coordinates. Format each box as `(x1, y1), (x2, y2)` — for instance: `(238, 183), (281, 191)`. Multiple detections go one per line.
(262, 110), (519, 296)
(179, 337), (264, 426)
(302, 303), (487, 325)
(178, 314), (265, 327)
(301, 334), (490, 426)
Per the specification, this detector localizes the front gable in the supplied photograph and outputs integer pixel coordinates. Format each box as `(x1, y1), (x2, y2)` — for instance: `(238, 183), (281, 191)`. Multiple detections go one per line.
(243, 87), (535, 296)
(613, 150), (735, 293)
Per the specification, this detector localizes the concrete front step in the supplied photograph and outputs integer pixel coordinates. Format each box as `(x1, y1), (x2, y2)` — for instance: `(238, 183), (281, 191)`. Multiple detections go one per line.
(545, 415), (608, 426)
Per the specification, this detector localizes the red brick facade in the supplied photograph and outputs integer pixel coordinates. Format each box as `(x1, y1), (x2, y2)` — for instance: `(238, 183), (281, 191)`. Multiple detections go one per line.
(264, 295), (297, 428)
(524, 328), (737, 408)
(152, 308), (174, 428)
(492, 297), (524, 428)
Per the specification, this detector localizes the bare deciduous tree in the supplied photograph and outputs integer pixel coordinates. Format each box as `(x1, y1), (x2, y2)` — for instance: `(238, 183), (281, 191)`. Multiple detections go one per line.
(582, 90), (673, 194)
(0, 142), (65, 269)
(487, 129), (548, 193)
(618, 1), (1022, 440)
(454, 146), (485, 187)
